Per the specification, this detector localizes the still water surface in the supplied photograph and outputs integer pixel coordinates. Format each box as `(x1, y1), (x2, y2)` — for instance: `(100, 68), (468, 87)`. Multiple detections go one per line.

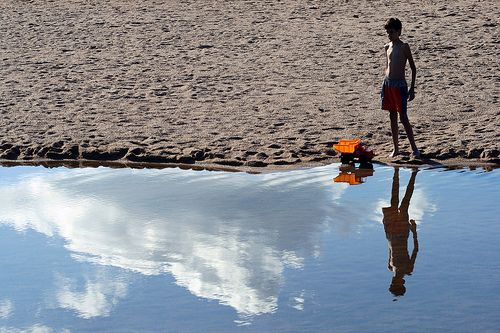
(0, 164), (499, 332)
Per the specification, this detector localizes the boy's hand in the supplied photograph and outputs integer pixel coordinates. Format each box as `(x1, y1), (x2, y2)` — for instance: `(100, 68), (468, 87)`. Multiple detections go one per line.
(408, 87), (415, 101)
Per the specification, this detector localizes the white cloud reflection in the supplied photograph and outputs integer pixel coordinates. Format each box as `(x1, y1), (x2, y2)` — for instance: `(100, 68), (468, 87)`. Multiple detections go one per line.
(0, 299), (13, 319)
(0, 166), (342, 318)
(56, 273), (127, 319)
(0, 324), (69, 333)
(372, 180), (437, 225)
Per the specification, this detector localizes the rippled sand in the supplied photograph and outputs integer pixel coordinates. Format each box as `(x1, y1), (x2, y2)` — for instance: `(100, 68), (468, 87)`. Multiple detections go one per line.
(1, 0), (498, 169)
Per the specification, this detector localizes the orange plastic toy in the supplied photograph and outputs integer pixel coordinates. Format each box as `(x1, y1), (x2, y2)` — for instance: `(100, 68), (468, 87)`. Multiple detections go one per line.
(333, 139), (361, 154)
(333, 138), (375, 165)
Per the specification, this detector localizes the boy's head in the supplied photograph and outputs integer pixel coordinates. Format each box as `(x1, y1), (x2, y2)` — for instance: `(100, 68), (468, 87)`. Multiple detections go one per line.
(384, 18), (402, 31)
(384, 18), (402, 41)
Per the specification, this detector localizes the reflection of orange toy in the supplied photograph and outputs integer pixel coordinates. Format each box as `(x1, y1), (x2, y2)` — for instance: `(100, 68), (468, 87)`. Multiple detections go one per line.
(333, 167), (375, 185)
(333, 139), (375, 165)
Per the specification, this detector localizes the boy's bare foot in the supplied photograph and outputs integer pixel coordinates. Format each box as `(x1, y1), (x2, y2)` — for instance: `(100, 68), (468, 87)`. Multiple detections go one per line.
(411, 149), (421, 158)
(389, 150), (400, 158)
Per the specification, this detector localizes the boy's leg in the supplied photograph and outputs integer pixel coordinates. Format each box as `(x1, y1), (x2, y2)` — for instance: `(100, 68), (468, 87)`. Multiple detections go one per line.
(399, 112), (420, 156)
(389, 111), (399, 157)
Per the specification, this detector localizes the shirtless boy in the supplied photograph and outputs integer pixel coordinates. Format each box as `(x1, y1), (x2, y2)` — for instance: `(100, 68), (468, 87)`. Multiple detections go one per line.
(381, 18), (420, 158)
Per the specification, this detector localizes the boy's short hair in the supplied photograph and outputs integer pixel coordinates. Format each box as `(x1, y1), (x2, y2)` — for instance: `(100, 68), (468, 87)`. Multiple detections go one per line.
(384, 18), (402, 31)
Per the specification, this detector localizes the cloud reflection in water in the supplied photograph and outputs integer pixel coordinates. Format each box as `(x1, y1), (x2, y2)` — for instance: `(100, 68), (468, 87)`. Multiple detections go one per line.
(0, 166), (349, 318)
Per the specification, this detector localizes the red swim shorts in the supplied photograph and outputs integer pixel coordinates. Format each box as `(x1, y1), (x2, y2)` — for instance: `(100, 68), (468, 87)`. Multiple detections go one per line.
(381, 78), (408, 113)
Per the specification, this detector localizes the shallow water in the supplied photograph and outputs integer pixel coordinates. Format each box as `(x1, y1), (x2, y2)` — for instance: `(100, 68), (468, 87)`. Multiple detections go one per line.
(0, 164), (499, 333)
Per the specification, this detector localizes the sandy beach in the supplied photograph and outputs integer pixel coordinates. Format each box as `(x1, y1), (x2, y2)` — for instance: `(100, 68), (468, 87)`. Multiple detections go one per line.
(1, 0), (498, 170)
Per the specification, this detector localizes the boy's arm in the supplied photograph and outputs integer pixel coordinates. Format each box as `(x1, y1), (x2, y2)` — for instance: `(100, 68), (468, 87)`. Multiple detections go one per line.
(383, 43), (389, 71)
(405, 43), (416, 101)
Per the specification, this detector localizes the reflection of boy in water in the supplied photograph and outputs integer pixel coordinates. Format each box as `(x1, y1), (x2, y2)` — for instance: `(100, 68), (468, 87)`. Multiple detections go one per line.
(382, 168), (419, 296)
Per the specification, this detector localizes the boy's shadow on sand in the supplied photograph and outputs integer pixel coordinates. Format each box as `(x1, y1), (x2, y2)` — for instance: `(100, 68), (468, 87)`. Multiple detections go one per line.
(383, 150), (472, 167)
(382, 167), (419, 297)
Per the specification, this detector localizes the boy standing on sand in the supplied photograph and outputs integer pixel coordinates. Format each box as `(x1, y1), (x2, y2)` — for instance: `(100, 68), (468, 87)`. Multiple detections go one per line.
(381, 18), (420, 158)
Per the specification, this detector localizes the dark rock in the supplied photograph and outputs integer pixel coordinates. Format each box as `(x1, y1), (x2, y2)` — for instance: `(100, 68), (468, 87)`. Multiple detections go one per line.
(268, 144), (281, 149)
